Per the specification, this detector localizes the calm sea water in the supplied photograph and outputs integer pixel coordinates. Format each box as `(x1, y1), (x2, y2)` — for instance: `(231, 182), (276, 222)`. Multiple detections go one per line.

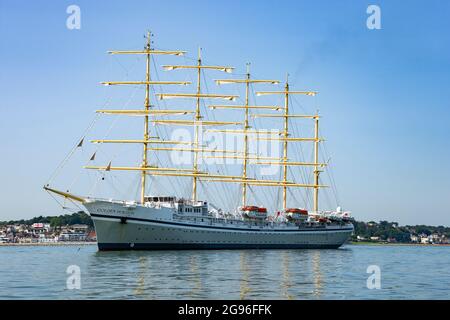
(1, 244), (449, 299)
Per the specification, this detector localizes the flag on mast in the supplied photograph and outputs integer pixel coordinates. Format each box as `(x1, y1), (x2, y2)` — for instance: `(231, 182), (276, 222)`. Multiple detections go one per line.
(77, 138), (84, 148)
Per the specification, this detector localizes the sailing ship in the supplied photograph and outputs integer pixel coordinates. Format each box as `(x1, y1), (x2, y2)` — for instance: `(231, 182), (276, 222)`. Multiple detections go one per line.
(45, 32), (354, 250)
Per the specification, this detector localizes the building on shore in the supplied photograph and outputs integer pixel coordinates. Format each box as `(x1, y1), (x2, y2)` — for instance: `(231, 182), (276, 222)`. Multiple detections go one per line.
(71, 224), (89, 233)
(0, 222), (94, 243)
(58, 232), (87, 242)
(31, 223), (52, 235)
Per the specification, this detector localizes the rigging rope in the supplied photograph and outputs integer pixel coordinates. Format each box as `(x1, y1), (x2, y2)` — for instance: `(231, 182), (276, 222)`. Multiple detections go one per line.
(46, 113), (100, 186)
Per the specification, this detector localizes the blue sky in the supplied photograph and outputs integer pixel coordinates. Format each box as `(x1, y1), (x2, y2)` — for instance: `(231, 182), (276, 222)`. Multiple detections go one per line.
(1, 0), (450, 225)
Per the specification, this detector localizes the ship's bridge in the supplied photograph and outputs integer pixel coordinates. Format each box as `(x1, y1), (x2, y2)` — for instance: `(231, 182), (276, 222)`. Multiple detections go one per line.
(144, 196), (208, 217)
(176, 198), (208, 217)
(144, 196), (176, 203)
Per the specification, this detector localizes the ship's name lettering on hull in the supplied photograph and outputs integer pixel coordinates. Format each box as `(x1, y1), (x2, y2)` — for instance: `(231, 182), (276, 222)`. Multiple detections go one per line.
(97, 208), (127, 215)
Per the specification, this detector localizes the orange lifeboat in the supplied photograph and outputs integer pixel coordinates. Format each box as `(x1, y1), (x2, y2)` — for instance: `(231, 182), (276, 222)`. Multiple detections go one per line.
(242, 206), (259, 212)
(317, 217), (329, 223)
(241, 206), (268, 220)
(285, 208), (308, 221)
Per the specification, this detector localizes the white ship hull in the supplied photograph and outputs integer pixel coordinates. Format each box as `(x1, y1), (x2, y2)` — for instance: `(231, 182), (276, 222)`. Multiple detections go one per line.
(84, 200), (354, 251)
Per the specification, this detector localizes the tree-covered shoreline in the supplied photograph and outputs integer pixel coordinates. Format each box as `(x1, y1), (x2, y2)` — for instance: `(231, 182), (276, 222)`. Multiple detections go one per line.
(351, 220), (450, 243)
(0, 211), (94, 228)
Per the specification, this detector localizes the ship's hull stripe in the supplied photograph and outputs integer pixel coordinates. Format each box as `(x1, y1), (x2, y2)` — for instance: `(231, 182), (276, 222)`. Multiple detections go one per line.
(90, 213), (353, 233)
(97, 242), (343, 250)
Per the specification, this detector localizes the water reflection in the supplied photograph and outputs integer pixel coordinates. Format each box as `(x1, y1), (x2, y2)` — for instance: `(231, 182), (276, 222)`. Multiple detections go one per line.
(82, 247), (355, 299)
(239, 251), (251, 299)
(88, 249), (326, 299)
(281, 251), (294, 299)
(312, 250), (323, 298)
(187, 255), (202, 298)
(133, 256), (148, 298)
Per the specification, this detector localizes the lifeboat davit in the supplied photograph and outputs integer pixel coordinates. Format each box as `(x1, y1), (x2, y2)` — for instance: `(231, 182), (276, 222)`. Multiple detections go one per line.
(285, 208), (308, 221)
(241, 206), (268, 220)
